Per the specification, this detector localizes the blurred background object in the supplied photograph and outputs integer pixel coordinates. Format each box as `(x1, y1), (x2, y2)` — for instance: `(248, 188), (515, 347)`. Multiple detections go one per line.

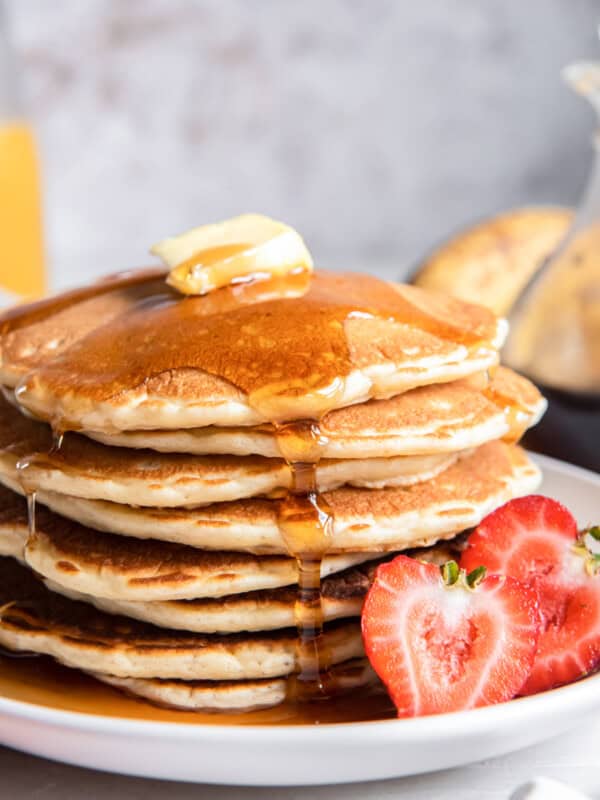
(505, 61), (600, 397)
(411, 50), (600, 472)
(0, 2), (45, 300)
(503, 61), (600, 473)
(412, 206), (573, 315)
(3, 0), (599, 289)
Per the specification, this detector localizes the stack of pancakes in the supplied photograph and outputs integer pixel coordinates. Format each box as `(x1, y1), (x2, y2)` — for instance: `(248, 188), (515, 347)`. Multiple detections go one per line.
(0, 269), (545, 711)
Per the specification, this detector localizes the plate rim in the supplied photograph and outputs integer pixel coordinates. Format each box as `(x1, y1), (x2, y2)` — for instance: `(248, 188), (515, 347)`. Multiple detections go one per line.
(0, 452), (598, 740)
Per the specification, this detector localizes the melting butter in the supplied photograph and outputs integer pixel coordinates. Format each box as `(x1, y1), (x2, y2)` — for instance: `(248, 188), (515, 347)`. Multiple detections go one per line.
(152, 214), (314, 296)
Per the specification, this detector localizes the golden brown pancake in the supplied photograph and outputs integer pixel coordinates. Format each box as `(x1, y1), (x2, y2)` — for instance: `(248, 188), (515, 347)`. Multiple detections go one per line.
(89, 366), (546, 459)
(0, 557), (363, 680)
(0, 395), (463, 505)
(94, 659), (377, 712)
(1, 270), (506, 431)
(48, 542), (462, 634)
(3, 442), (541, 555)
(22, 503), (378, 601)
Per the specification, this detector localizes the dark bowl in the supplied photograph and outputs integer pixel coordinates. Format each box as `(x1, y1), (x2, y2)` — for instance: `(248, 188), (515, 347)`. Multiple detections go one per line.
(523, 384), (600, 474)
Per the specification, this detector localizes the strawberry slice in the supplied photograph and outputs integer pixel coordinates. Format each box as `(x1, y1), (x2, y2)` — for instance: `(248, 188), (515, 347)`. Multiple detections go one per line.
(460, 495), (600, 695)
(361, 556), (539, 716)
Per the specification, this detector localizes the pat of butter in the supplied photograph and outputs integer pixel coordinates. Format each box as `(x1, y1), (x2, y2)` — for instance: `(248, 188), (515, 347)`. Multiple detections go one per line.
(152, 214), (314, 296)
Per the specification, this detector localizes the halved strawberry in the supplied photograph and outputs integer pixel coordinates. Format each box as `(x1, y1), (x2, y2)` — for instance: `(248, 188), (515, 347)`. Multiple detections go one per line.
(460, 495), (600, 695)
(361, 556), (539, 716)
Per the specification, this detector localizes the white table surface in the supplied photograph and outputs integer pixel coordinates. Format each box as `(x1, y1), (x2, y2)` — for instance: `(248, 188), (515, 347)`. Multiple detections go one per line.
(1, 719), (597, 799)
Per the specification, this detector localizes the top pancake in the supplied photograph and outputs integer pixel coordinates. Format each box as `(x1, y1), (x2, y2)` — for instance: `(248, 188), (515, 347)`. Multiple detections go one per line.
(0, 269), (506, 431)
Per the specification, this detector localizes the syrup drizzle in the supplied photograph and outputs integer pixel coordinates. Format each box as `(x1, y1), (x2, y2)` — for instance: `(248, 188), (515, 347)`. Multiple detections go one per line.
(274, 420), (335, 699)
(16, 428), (65, 541)
(482, 372), (536, 444)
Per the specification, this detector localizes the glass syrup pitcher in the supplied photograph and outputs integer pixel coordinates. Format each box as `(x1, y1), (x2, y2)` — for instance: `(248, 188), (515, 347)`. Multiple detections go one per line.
(506, 59), (600, 471)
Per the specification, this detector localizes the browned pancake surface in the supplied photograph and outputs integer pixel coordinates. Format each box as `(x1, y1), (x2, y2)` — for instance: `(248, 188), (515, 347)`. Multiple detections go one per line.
(95, 365), (543, 456)
(0, 394), (281, 480)
(1, 270), (501, 428)
(0, 556), (336, 651)
(28, 505), (293, 581)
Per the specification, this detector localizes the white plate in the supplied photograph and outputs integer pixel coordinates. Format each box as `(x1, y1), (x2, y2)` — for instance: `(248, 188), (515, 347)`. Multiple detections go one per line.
(0, 453), (598, 787)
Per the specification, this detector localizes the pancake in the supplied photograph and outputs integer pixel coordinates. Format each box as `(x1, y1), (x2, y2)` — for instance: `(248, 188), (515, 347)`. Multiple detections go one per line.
(23, 505), (380, 601)
(1, 270), (506, 431)
(94, 659), (376, 712)
(47, 573), (369, 633)
(0, 486), (458, 630)
(5, 442), (541, 555)
(0, 557), (363, 680)
(0, 397), (463, 505)
(47, 542), (461, 633)
(0, 495), (376, 601)
(88, 366), (546, 459)
(0, 485), (28, 559)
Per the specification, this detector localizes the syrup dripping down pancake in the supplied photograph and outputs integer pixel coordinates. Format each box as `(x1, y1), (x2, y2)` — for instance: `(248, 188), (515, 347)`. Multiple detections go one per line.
(46, 541), (461, 634)
(93, 659), (377, 713)
(88, 366), (546, 459)
(0, 270), (506, 431)
(0, 395), (463, 506)
(0, 442), (541, 555)
(0, 557), (364, 681)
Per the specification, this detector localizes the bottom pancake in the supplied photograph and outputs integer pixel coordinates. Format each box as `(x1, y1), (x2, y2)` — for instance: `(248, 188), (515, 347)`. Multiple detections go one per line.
(0, 558), (363, 681)
(93, 658), (377, 712)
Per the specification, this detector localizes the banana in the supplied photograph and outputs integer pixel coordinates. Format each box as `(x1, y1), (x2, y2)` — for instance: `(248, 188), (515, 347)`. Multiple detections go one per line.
(411, 207), (572, 316)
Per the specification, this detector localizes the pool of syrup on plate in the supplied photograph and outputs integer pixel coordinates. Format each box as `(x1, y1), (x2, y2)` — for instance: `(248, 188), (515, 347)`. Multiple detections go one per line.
(0, 654), (396, 725)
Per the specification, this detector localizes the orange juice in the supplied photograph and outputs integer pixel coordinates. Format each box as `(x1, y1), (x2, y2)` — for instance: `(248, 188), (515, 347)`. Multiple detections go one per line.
(0, 121), (45, 299)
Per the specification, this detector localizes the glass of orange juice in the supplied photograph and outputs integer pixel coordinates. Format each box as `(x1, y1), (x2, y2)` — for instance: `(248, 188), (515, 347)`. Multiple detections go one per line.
(0, 4), (45, 303)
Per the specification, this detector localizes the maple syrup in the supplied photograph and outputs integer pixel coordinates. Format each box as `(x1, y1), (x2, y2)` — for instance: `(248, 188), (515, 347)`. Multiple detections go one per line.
(273, 420), (335, 699)
(482, 385), (533, 444)
(0, 654), (395, 725)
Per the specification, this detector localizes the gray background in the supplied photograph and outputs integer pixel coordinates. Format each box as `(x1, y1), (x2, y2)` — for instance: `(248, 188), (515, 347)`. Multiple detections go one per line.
(4, 0), (600, 289)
